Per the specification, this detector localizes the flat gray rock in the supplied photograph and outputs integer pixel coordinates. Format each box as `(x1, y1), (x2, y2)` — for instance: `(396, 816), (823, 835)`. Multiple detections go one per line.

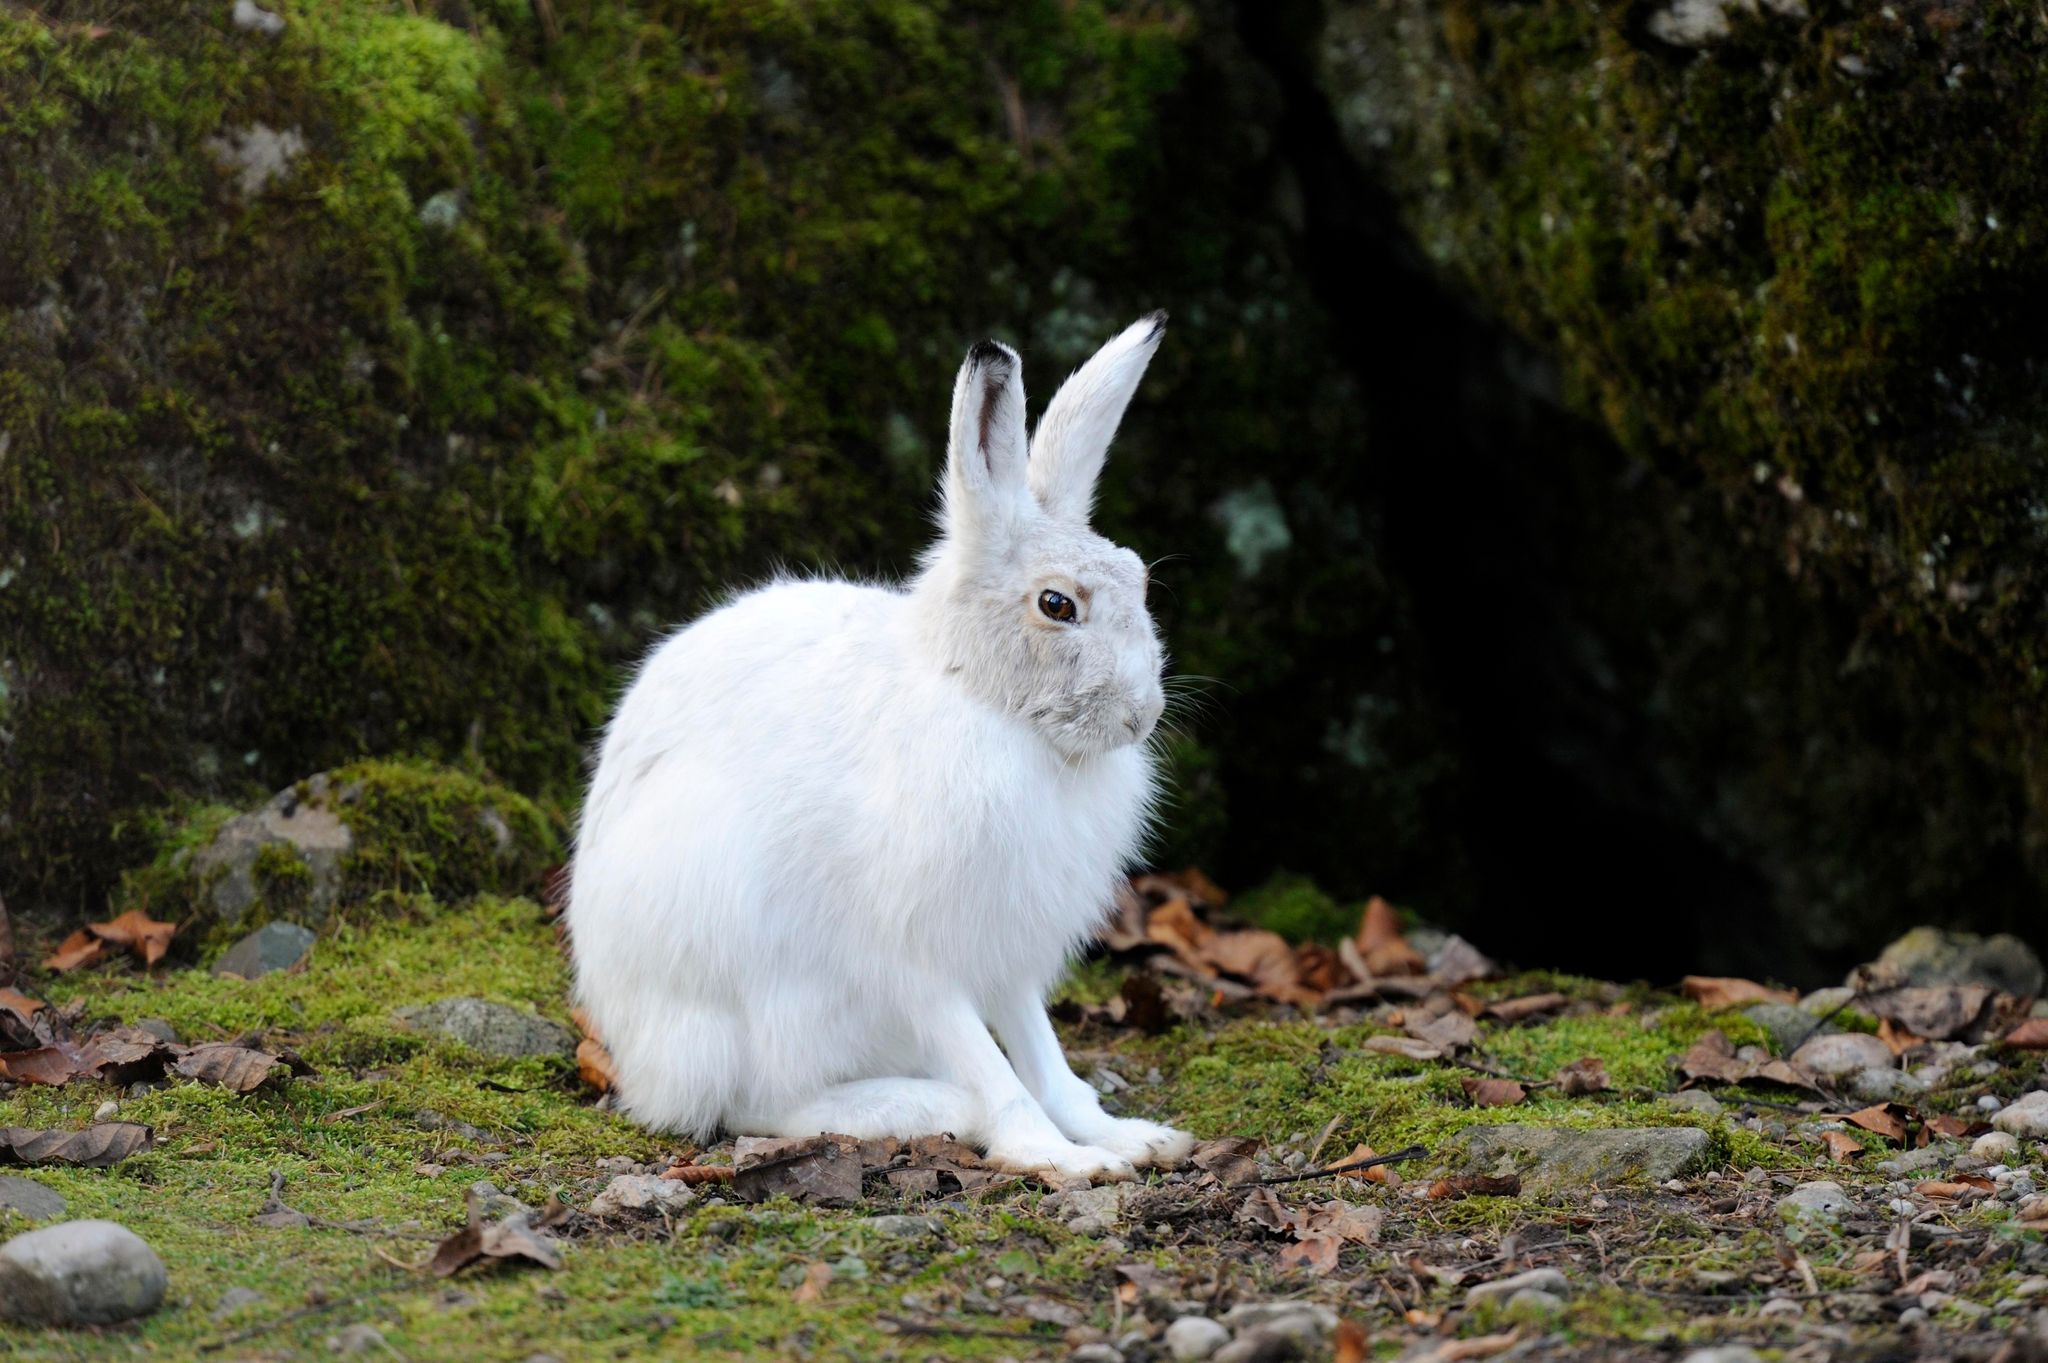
(394, 997), (576, 1060)
(1778, 1180), (1855, 1222)
(214, 920), (316, 979)
(187, 775), (354, 930)
(0, 1177), (66, 1222)
(1449, 1125), (1713, 1192)
(0, 1219), (167, 1325)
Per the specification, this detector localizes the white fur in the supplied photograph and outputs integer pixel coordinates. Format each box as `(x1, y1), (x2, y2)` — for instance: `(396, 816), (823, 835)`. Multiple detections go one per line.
(568, 316), (1195, 1180)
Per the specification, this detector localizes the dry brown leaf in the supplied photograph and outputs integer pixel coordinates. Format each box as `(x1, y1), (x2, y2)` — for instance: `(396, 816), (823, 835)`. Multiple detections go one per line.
(1460, 1076), (1527, 1108)
(1482, 992), (1569, 1023)
(1676, 1029), (1822, 1091)
(660, 1164), (734, 1185)
(44, 929), (106, 973)
(1681, 976), (1796, 1009)
(89, 909), (178, 967)
(733, 1133), (862, 1206)
(0, 986), (42, 1024)
(1357, 896), (1425, 976)
(1117, 973), (1173, 1034)
(1843, 1103), (1912, 1144)
(1206, 928), (1322, 1007)
(173, 1043), (283, 1093)
(1404, 1010), (1479, 1052)
(1920, 1114), (1979, 1144)
(1877, 1017), (1925, 1055)
(0, 1121), (153, 1167)
(1914, 1174), (1994, 1200)
(1427, 1174), (1521, 1200)
(0, 1046), (93, 1085)
(427, 1213), (562, 1277)
(1820, 1130), (1865, 1162)
(1295, 942), (1345, 994)
(1334, 1319), (1370, 1363)
(1334, 1142), (1390, 1185)
(2004, 1018), (2048, 1050)
(1425, 1331), (1522, 1362)
(1552, 1056), (1611, 1096)
(1429, 936), (1498, 987)
(1362, 1034), (1442, 1061)
(1191, 1136), (1262, 1187)
(791, 1260), (833, 1303)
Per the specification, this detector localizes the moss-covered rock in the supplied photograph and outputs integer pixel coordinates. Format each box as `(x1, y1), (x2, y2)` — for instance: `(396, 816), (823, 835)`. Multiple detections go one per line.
(128, 759), (555, 951)
(1305, 0), (2048, 965)
(1, 1), (1457, 925)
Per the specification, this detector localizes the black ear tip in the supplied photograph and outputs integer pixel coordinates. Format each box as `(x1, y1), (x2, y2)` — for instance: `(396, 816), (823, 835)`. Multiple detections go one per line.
(967, 338), (1012, 368)
(1143, 310), (1168, 339)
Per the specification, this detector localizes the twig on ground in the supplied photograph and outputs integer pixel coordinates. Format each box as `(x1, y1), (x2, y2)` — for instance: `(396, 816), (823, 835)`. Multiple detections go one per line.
(1258, 1144), (1428, 1187)
(878, 1315), (1054, 1341)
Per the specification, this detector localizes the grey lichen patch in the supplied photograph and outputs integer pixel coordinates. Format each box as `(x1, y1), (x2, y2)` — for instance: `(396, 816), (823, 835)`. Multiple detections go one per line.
(203, 123), (306, 195)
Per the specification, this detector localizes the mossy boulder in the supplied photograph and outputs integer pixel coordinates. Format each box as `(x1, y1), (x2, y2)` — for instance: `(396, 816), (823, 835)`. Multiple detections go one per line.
(130, 759), (555, 951)
(1303, 0), (2048, 966)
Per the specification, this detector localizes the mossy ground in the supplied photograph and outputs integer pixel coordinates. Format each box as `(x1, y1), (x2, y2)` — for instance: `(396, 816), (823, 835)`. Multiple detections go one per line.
(3, 894), (2041, 1359)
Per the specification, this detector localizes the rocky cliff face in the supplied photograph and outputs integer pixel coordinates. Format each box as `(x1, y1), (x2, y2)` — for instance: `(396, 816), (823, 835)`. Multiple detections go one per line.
(1294, 0), (2048, 972)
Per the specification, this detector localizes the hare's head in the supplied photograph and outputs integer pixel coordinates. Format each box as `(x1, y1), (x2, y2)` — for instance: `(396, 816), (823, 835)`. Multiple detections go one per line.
(914, 314), (1168, 761)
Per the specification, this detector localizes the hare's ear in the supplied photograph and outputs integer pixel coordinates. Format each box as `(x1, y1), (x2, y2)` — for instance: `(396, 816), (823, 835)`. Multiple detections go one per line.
(1028, 312), (1164, 524)
(943, 338), (1031, 544)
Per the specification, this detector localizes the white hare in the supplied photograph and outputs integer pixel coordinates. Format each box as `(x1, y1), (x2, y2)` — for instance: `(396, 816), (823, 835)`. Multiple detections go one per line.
(567, 315), (1194, 1181)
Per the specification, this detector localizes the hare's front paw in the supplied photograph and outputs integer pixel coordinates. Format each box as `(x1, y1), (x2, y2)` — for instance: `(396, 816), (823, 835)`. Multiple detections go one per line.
(1070, 1116), (1196, 1169)
(985, 1137), (1137, 1185)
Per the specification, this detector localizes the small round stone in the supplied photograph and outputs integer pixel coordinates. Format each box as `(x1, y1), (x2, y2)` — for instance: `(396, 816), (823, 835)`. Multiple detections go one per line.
(0, 1220), (167, 1326)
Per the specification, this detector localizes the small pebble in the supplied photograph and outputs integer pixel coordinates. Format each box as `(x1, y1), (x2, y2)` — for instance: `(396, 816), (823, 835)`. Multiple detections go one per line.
(1164, 1315), (1230, 1363)
(91, 1101), (118, 1123)
(1980, 1095), (2007, 1112)
(1974, 1121), (2023, 1154)
(1068, 1345), (1122, 1363)
(1898, 1306), (1929, 1327)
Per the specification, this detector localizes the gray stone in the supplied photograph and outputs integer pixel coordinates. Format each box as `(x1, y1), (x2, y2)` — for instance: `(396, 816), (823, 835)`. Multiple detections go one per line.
(1777, 1180), (1855, 1222)
(1216, 1301), (1336, 1339)
(1165, 1315), (1231, 1362)
(1047, 1183), (1141, 1235)
(0, 1219), (167, 1325)
(1974, 1132), (2022, 1161)
(1847, 1066), (1926, 1103)
(395, 997), (576, 1061)
(1745, 1002), (1829, 1054)
(587, 1174), (695, 1218)
(863, 1214), (944, 1239)
(1789, 1031), (1894, 1079)
(1681, 1350), (1767, 1363)
(1875, 1146), (1953, 1177)
(1466, 1266), (1569, 1307)
(214, 920), (316, 979)
(1068, 1346), (1123, 1363)
(1993, 1091), (2048, 1140)
(1449, 1125), (1714, 1192)
(1799, 986), (1858, 1016)
(187, 775), (354, 931)
(1662, 1089), (1723, 1115)
(0, 1177), (66, 1222)
(1864, 926), (2046, 997)
(1644, 0), (1806, 48)
(132, 1018), (180, 1044)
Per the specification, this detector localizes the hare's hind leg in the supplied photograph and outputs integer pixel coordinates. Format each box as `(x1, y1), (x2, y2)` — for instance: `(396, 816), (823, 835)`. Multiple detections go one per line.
(741, 1078), (979, 1141)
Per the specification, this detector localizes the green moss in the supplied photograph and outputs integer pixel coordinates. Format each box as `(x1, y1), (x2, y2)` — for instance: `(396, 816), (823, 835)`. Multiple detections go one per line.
(1233, 872), (1356, 944)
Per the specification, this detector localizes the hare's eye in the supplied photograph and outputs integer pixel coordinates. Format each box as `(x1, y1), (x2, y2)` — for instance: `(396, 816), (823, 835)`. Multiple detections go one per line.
(1038, 590), (1077, 623)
